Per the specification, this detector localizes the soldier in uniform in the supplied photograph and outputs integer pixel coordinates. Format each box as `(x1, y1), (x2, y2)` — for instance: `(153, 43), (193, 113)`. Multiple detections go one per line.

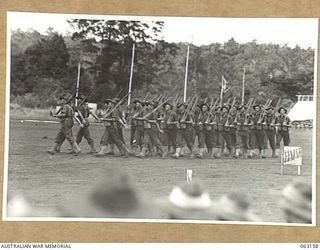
(172, 103), (195, 159)
(234, 104), (250, 158)
(220, 105), (233, 157)
(228, 104), (238, 156)
(104, 97), (127, 156)
(263, 106), (277, 157)
(249, 104), (267, 158)
(136, 101), (165, 158)
(196, 103), (212, 158)
(96, 98), (130, 157)
(158, 102), (176, 158)
(131, 99), (145, 154)
(213, 106), (225, 158)
(47, 92), (81, 155)
(74, 94), (98, 154)
(275, 106), (291, 152)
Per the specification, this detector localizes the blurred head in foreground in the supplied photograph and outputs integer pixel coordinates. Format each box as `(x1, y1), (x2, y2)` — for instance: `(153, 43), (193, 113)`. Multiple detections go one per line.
(7, 193), (32, 217)
(214, 192), (260, 222)
(156, 181), (218, 220)
(61, 171), (161, 219)
(279, 180), (312, 224)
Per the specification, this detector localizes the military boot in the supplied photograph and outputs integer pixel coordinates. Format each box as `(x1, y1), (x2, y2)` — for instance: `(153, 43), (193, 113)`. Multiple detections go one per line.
(47, 143), (60, 155)
(247, 149), (253, 159)
(95, 146), (108, 157)
(214, 148), (221, 158)
(261, 149), (267, 158)
(71, 142), (81, 156)
(105, 144), (115, 155)
(136, 147), (148, 158)
(233, 148), (240, 158)
(172, 148), (181, 159)
(223, 148), (229, 156)
(119, 143), (131, 158)
(273, 149), (279, 158)
(256, 149), (262, 159)
(160, 146), (168, 159)
(208, 148), (213, 159)
(189, 148), (195, 159)
(87, 142), (97, 154)
(196, 148), (204, 159)
(243, 149), (248, 159)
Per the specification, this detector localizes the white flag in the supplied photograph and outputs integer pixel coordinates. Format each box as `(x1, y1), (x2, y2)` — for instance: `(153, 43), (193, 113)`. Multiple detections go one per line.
(221, 75), (230, 93)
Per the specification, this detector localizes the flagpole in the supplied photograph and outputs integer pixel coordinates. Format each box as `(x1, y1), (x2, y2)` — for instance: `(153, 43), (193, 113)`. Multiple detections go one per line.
(127, 43), (135, 106)
(241, 67), (246, 104)
(183, 44), (190, 103)
(75, 63), (81, 107)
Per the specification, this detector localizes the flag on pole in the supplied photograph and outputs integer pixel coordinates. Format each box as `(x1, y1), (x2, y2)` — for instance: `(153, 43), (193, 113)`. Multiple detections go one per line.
(221, 75), (230, 93)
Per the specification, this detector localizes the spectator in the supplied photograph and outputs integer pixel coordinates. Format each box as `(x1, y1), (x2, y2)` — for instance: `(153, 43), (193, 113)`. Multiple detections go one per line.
(60, 171), (161, 219)
(214, 192), (260, 222)
(155, 180), (218, 220)
(279, 179), (312, 224)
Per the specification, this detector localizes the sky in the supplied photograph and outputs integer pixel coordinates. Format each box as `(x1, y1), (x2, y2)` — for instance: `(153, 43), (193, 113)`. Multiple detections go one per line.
(7, 12), (318, 49)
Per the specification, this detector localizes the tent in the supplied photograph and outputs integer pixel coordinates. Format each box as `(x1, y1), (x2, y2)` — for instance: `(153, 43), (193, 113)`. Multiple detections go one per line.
(287, 95), (315, 125)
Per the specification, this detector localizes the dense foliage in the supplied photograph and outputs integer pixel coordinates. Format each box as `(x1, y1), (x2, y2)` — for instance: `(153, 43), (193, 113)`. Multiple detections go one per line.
(10, 22), (314, 108)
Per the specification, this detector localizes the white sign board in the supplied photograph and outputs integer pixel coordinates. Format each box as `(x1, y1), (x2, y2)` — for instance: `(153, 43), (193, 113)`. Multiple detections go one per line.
(280, 146), (302, 175)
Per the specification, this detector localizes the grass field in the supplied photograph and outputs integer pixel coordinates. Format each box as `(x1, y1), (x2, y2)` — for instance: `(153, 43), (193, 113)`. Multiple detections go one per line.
(6, 119), (314, 223)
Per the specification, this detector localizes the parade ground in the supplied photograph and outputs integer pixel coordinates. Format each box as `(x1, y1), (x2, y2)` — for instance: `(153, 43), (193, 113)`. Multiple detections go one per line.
(6, 119), (313, 223)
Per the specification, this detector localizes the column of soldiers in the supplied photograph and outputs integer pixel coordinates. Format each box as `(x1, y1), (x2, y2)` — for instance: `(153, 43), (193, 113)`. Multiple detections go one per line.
(48, 92), (292, 159)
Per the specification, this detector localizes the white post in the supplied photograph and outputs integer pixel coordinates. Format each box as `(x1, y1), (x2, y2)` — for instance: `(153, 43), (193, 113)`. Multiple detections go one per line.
(127, 43), (135, 106)
(241, 67), (246, 104)
(298, 165), (301, 175)
(187, 169), (193, 183)
(75, 63), (81, 107)
(183, 45), (190, 103)
(280, 147), (284, 175)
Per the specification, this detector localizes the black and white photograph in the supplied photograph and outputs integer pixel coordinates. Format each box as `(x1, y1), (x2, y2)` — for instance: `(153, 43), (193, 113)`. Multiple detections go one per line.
(4, 12), (317, 225)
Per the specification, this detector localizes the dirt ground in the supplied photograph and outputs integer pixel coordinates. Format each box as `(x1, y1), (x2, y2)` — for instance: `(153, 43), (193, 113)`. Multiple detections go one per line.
(6, 119), (314, 223)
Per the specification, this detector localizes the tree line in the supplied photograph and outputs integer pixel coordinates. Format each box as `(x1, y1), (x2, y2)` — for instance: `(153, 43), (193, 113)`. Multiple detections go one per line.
(10, 20), (315, 108)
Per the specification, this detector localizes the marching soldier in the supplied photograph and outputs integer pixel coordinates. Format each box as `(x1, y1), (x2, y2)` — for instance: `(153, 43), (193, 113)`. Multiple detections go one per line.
(158, 102), (176, 158)
(172, 103), (195, 159)
(263, 106), (277, 157)
(275, 106), (291, 150)
(220, 105), (233, 157)
(47, 92), (81, 155)
(96, 98), (130, 157)
(131, 99), (145, 154)
(228, 104), (238, 156)
(213, 106), (225, 158)
(136, 101), (165, 158)
(249, 104), (267, 158)
(234, 104), (250, 158)
(197, 103), (212, 158)
(74, 94), (98, 154)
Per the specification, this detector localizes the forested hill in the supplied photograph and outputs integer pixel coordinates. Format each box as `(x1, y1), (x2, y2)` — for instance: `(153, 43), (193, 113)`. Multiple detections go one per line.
(10, 28), (314, 108)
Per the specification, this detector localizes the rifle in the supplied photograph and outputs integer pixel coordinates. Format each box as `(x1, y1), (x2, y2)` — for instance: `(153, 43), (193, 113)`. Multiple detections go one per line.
(131, 92), (153, 118)
(143, 92), (150, 102)
(181, 95), (197, 121)
(205, 97), (220, 124)
(257, 99), (272, 124)
(167, 95), (181, 124)
(243, 98), (254, 125)
(270, 97), (282, 124)
(189, 96), (200, 118)
(101, 93), (129, 119)
(224, 97), (236, 127)
(142, 97), (172, 119)
(282, 102), (295, 123)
